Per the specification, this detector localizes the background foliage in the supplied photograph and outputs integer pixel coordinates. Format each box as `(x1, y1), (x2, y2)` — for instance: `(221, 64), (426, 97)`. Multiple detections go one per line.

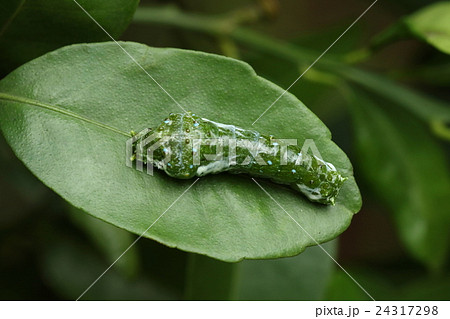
(0, 0), (449, 300)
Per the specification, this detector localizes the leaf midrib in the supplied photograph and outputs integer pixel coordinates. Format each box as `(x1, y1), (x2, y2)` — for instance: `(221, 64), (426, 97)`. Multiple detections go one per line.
(0, 92), (131, 137)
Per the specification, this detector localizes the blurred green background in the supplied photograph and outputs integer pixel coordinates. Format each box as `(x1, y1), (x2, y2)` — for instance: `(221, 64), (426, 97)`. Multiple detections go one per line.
(1, 0), (449, 300)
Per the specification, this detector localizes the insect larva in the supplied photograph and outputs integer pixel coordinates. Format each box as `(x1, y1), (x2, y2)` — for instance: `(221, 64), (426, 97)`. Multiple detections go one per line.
(130, 112), (347, 205)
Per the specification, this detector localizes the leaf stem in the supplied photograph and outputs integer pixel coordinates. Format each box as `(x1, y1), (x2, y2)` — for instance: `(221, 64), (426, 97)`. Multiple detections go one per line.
(0, 92), (131, 137)
(184, 253), (240, 300)
(133, 6), (450, 134)
(342, 47), (372, 64)
(133, 6), (322, 64)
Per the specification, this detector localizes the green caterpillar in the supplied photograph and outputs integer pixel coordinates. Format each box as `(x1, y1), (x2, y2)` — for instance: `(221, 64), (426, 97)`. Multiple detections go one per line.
(129, 112), (347, 205)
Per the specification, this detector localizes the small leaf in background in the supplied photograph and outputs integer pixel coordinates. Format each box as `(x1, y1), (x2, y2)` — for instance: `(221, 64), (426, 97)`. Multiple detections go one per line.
(0, 0), (139, 76)
(0, 42), (361, 262)
(349, 91), (450, 271)
(238, 241), (337, 300)
(372, 1), (450, 55)
(405, 1), (450, 55)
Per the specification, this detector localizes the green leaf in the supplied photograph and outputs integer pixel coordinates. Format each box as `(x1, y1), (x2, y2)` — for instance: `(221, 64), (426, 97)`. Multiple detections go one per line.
(0, 0), (139, 76)
(238, 241), (336, 300)
(0, 42), (361, 262)
(349, 91), (450, 271)
(372, 1), (450, 55)
(405, 1), (450, 55)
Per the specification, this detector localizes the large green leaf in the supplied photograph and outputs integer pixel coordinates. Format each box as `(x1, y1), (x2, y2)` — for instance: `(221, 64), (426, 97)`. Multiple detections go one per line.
(0, 42), (361, 262)
(0, 0), (139, 76)
(349, 91), (450, 271)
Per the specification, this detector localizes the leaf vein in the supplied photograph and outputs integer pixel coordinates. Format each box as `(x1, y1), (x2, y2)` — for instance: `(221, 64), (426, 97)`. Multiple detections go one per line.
(0, 92), (131, 137)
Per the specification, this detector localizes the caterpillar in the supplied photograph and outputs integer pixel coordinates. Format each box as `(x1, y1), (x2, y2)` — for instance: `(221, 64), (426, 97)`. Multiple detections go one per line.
(129, 112), (347, 205)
